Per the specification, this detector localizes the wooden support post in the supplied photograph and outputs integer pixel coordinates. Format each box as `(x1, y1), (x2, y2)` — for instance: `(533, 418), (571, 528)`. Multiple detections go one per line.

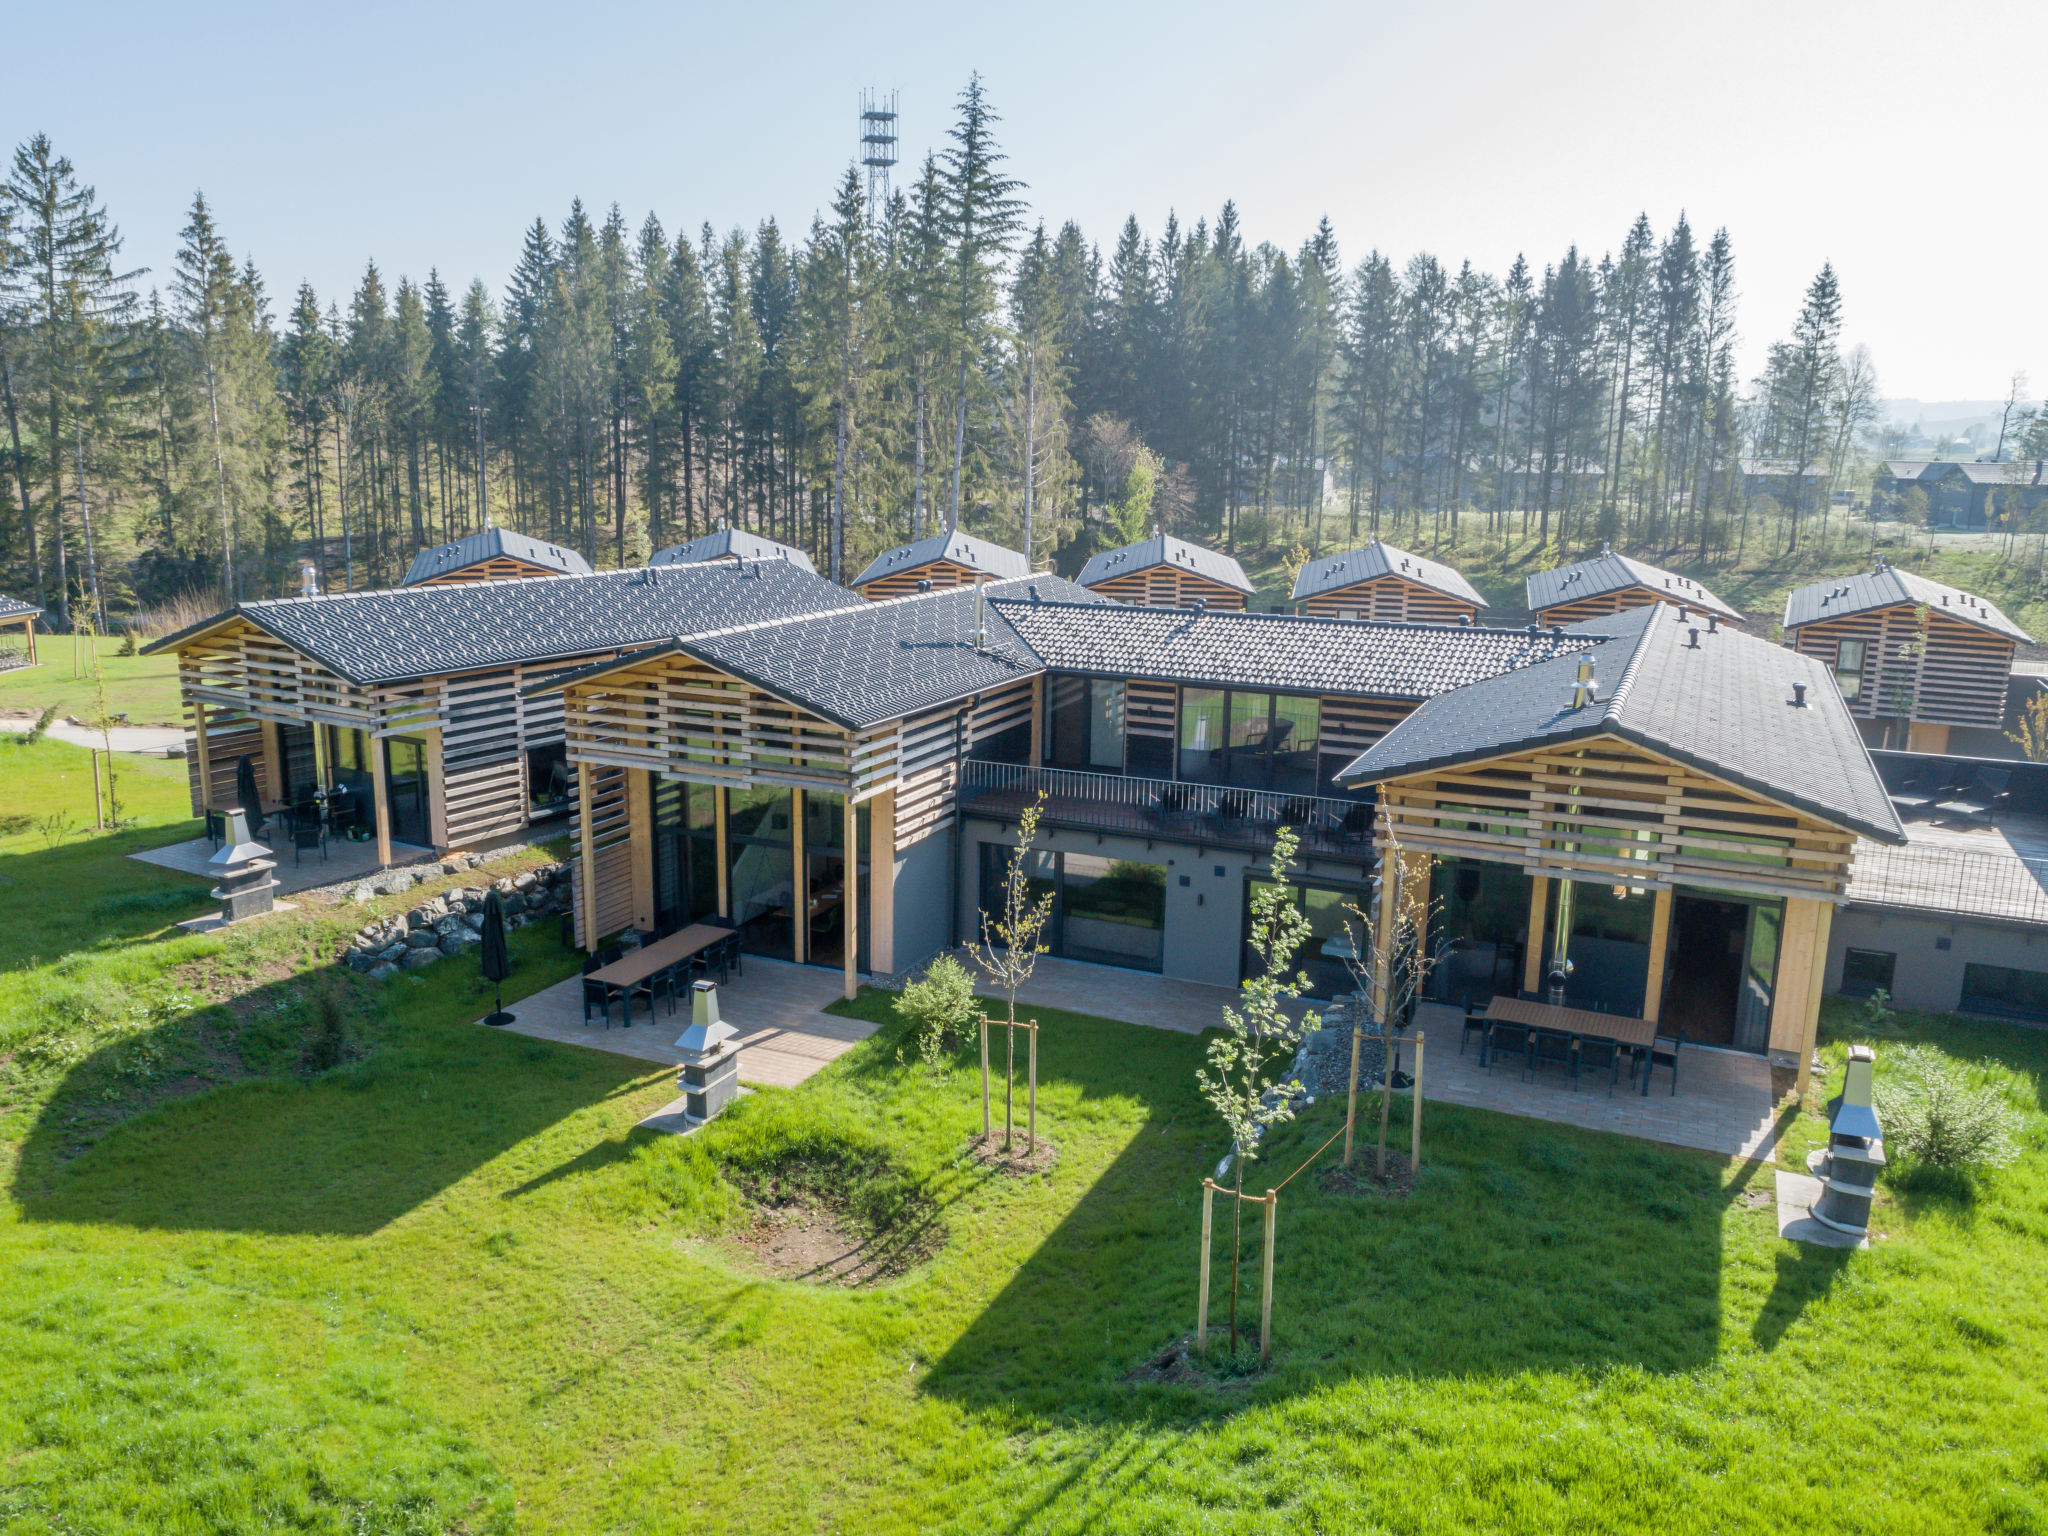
(1027, 1020), (1037, 1155)
(192, 699), (212, 815)
(1372, 843), (1401, 1022)
(90, 750), (104, 829)
(1643, 889), (1674, 1025)
(714, 786), (729, 919)
(1343, 1021), (1362, 1167)
(1028, 676), (1045, 765)
(1004, 1017), (1015, 1152)
(1797, 901), (1837, 1099)
(259, 720), (284, 805)
(868, 788), (895, 974)
(790, 787), (806, 965)
(1259, 1189), (1277, 1366)
(843, 789), (859, 1002)
(1411, 1032), (1425, 1173)
(576, 760), (597, 951)
(980, 1015), (991, 1140)
(372, 738), (393, 869)
(628, 770), (655, 932)
(1197, 1179), (1215, 1353)
(1524, 876), (1550, 995)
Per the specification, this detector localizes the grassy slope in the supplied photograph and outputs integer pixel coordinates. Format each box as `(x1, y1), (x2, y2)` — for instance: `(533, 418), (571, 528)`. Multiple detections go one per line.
(1, 737), (2046, 1532)
(0, 636), (185, 726)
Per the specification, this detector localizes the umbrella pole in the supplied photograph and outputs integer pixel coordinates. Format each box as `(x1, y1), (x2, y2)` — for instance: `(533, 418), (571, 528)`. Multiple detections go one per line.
(486, 983), (516, 1028)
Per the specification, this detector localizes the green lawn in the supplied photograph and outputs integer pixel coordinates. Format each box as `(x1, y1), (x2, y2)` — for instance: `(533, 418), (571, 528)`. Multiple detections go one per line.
(0, 635), (185, 726)
(2, 736), (2046, 1532)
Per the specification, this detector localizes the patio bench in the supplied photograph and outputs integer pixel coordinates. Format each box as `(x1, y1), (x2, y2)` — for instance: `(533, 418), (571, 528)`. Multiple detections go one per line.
(1939, 766), (2012, 824)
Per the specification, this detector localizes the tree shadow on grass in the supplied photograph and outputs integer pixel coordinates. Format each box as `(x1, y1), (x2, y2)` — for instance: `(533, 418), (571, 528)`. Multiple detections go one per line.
(11, 928), (657, 1238)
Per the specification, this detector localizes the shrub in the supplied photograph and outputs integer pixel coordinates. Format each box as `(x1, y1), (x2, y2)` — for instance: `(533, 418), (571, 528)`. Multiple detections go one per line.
(299, 982), (351, 1074)
(115, 629), (137, 657)
(1872, 1044), (2021, 1172)
(894, 954), (978, 1074)
(24, 705), (58, 744)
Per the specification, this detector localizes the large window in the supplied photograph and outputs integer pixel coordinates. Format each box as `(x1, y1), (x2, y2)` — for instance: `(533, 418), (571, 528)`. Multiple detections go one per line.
(1178, 689), (1227, 783)
(1840, 947), (1896, 999)
(1961, 962), (2048, 1021)
(1833, 638), (1867, 701)
(1243, 879), (1365, 1000)
(653, 780), (719, 931)
(978, 843), (1165, 972)
(1177, 688), (1321, 793)
(726, 787), (794, 957)
(1427, 858), (1532, 1005)
(1045, 676), (1125, 772)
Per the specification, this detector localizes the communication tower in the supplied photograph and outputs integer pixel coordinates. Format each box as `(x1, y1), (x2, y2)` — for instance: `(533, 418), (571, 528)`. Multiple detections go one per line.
(859, 89), (899, 220)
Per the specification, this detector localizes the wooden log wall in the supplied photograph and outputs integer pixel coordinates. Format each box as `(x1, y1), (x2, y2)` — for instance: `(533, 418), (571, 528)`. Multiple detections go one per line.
(1374, 735), (1856, 904)
(415, 558), (564, 586)
(1787, 603), (2013, 729)
(1319, 695), (1418, 766)
(1088, 569), (1248, 610)
(570, 763), (633, 947)
(856, 560), (983, 600)
(1301, 576), (1477, 625)
(184, 717), (265, 815)
(1532, 588), (1657, 626)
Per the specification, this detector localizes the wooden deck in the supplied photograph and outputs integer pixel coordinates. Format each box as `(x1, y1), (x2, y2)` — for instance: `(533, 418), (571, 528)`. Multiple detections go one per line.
(1848, 809), (2048, 924)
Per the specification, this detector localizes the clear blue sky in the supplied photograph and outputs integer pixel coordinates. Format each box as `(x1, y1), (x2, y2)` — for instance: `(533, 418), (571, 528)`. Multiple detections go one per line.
(11, 0), (2045, 401)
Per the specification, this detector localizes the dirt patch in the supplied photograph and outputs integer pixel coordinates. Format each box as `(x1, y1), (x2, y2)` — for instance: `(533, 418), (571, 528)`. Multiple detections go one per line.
(723, 1142), (945, 1286)
(965, 1130), (1059, 1175)
(1122, 1333), (1271, 1390)
(1317, 1150), (1417, 1199)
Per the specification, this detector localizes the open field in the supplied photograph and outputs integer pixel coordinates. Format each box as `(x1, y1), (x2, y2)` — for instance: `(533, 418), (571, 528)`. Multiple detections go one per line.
(1, 736), (2045, 1532)
(0, 635), (185, 727)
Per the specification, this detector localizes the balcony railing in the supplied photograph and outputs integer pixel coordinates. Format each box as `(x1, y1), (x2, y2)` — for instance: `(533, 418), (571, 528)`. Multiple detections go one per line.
(1846, 839), (2048, 927)
(957, 760), (1376, 860)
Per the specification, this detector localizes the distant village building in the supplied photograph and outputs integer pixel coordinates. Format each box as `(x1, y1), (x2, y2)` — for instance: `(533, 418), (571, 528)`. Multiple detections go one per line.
(652, 528), (818, 574)
(1870, 460), (2048, 530)
(1289, 537), (1486, 624)
(1525, 547), (1744, 627)
(0, 594), (41, 668)
(1738, 458), (1830, 506)
(850, 532), (1030, 599)
(1077, 534), (1254, 610)
(1782, 558), (2032, 754)
(400, 526), (591, 587)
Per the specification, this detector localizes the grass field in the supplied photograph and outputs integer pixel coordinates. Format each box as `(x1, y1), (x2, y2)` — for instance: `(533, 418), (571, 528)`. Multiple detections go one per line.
(0, 635), (185, 726)
(2, 735), (2046, 1533)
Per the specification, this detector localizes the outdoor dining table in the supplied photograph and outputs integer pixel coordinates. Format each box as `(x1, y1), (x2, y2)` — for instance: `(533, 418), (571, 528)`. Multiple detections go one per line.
(1480, 995), (1659, 1091)
(588, 923), (730, 1027)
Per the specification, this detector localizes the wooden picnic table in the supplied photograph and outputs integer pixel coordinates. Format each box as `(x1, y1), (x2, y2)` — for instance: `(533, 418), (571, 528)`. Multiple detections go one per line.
(589, 923), (730, 1026)
(1480, 995), (1661, 1093)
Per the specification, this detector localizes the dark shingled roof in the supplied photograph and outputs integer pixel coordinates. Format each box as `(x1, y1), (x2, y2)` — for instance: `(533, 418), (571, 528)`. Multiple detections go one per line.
(400, 526), (591, 585)
(651, 528), (817, 575)
(1525, 550), (1744, 622)
(850, 531), (1029, 588)
(143, 561), (856, 686)
(1289, 538), (1486, 607)
(1338, 604), (1904, 843)
(993, 600), (1589, 700)
(527, 576), (1106, 729)
(1077, 534), (1255, 596)
(0, 594), (42, 622)
(1783, 562), (2032, 643)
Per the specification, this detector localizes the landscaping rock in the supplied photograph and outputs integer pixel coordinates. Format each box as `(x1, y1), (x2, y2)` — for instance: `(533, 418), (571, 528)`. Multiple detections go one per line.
(492, 876), (516, 894)
(433, 915), (463, 939)
(367, 963), (399, 982)
(438, 932), (478, 957)
(513, 870), (537, 891)
(400, 948), (439, 972)
(351, 882), (378, 903)
(404, 929), (440, 950)
(377, 942), (409, 963)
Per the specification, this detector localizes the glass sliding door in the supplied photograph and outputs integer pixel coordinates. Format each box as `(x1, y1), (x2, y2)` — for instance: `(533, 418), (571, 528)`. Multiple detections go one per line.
(801, 794), (869, 973)
(324, 726), (375, 838)
(653, 780), (719, 933)
(1242, 878), (1366, 1000)
(1178, 688), (1226, 784)
(1044, 675), (1126, 772)
(384, 735), (429, 847)
(726, 787), (795, 958)
(1059, 854), (1165, 970)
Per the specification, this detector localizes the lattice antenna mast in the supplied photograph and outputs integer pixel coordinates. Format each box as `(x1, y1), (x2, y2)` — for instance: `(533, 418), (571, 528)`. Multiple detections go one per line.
(859, 89), (899, 221)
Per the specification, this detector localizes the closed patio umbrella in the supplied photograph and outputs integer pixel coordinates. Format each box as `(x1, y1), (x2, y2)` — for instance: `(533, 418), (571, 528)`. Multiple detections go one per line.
(235, 754), (263, 824)
(481, 888), (516, 1026)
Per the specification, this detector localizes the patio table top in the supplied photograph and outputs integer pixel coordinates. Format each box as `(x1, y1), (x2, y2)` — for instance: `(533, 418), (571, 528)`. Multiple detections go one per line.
(1482, 995), (1655, 1049)
(590, 923), (729, 990)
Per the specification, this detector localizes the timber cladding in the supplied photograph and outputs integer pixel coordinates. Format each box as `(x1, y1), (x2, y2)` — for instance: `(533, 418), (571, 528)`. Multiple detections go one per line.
(1300, 576), (1478, 626)
(185, 718), (265, 815)
(1373, 733), (1857, 904)
(1787, 603), (2014, 729)
(1086, 568), (1248, 610)
(413, 557), (566, 585)
(1532, 587), (1666, 627)
(854, 560), (984, 600)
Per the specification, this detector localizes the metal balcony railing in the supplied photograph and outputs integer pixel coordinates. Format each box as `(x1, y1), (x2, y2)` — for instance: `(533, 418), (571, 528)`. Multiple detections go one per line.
(957, 760), (1376, 860)
(1846, 839), (2048, 927)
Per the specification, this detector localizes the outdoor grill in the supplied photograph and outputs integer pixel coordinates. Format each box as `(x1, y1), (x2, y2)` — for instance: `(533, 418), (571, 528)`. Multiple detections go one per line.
(205, 809), (280, 923)
(1808, 1044), (1886, 1238)
(674, 980), (741, 1124)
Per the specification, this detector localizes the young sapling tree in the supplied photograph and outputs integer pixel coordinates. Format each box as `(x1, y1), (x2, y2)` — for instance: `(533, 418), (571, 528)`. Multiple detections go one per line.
(972, 794), (1053, 1151)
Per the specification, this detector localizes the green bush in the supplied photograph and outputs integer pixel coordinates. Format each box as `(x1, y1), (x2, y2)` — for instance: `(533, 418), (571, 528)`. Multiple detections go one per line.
(1873, 1044), (2022, 1172)
(894, 954), (978, 1074)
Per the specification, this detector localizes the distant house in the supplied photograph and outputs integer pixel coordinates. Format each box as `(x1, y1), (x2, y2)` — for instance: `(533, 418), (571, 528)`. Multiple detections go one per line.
(1077, 534), (1254, 610)
(1870, 460), (2048, 530)
(1290, 538), (1486, 625)
(652, 528), (818, 575)
(0, 594), (40, 668)
(1525, 547), (1744, 627)
(1782, 558), (2032, 753)
(1739, 459), (1830, 507)
(850, 532), (1029, 600)
(401, 527), (592, 587)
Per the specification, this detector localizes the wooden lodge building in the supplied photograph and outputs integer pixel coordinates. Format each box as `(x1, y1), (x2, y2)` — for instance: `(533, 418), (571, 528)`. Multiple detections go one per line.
(0, 594), (40, 668)
(1290, 538), (1487, 624)
(849, 532), (1028, 599)
(1782, 559), (2032, 754)
(401, 526), (592, 587)
(1526, 547), (1744, 628)
(1076, 534), (1255, 610)
(650, 527), (817, 573)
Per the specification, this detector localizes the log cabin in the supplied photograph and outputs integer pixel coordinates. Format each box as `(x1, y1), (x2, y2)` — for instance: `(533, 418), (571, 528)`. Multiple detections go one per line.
(143, 560), (856, 868)
(849, 532), (1029, 599)
(1526, 546), (1743, 627)
(1781, 559), (2032, 753)
(1290, 538), (1486, 624)
(651, 527), (817, 573)
(1076, 534), (1255, 610)
(401, 525), (592, 586)
(0, 595), (39, 668)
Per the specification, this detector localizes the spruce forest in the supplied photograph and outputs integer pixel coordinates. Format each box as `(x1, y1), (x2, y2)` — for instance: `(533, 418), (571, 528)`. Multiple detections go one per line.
(0, 78), (1884, 628)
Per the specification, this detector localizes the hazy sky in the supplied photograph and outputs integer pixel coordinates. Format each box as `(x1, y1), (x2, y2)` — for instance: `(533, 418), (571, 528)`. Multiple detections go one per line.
(11, 0), (2044, 403)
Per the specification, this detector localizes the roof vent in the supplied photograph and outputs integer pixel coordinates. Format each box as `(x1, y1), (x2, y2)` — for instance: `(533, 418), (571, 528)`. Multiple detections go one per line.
(1677, 604), (1689, 622)
(1458, 613), (1471, 626)
(1029, 584), (1041, 604)
(1549, 625), (1563, 637)
(1706, 613), (1720, 633)
(1791, 682), (1808, 708)
(917, 578), (932, 593)
(1570, 654), (1598, 709)
(1942, 594), (1949, 605)
(1600, 541), (1611, 555)
(1192, 597), (1208, 616)
(1686, 627), (1700, 649)
(1526, 623), (1539, 635)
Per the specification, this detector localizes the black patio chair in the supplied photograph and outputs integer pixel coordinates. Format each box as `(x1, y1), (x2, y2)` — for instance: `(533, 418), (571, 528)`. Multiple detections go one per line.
(1483, 1017), (1532, 1073)
(1529, 1026), (1575, 1083)
(204, 807), (227, 848)
(1573, 1034), (1622, 1095)
(1338, 801), (1374, 846)
(1942, 766), (2012, 824)
(1886, 765), (1948, 819)
(1154, 784), (1190, 826)
(1278, 797), (1315, 828)
(291, 818), (326, 865)
(1640, 1024), (1685, 1096)
(1214, 790), (1252, 826)
(1458, 1002), (1489, 1057)
(581, 953), (617, 1028)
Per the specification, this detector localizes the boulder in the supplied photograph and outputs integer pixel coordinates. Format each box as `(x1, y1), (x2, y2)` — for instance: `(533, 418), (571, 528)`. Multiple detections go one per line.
(438, 932), (478, 958)
(404, 929), (440, 950)
(433, 914), (464, 938)
(401, 948), (439, 972)
(350, 882), (378, 904)
(492, 876), (516, 895)
(438, 859), (464, 877)
(367, 963), (399, 982)
(513, 870), (537, 891)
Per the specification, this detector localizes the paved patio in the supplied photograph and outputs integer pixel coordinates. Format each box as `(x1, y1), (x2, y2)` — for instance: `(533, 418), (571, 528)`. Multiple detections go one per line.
(130, 832), (435, 896)
(478, 956), (873, 1089)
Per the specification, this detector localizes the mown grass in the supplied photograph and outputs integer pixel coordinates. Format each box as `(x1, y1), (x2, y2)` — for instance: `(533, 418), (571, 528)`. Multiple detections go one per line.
(2, 736), (2047, 1532)
(0, 635), (185, 726)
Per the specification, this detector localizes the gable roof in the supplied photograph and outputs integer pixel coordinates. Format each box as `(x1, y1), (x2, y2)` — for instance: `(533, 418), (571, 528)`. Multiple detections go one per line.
(1077, 534), (1255, 597)
(1782, 562), (2032, 642)
(993, 600), (1585, 700)
(1954, 460), (2048, 487)
(528, 576), (1105, 730)
(0, 594), (42, 623)
(850, 531), (1029, 588)
(1524, 549), (1744, 622)
(1290, 539), (1486, 607)
(142, 561), (856, 687)
(651, 528), (817, 574)
(1883, 460), (1942, 482)
(400, 526), (591, 586)
(1337, 604), (1904, 843)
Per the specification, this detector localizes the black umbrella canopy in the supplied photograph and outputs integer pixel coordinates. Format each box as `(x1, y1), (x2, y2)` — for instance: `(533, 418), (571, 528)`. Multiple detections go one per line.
(235, 754), (263, 820)
(481, 890), (514, 984)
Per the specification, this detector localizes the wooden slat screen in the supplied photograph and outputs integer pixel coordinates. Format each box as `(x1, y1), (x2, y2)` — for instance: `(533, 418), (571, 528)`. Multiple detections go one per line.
(1303, 576), (1477, 626)
(185, 717), (265, 815)
(1126, 680), (1177, 739)
(1089, 569), (1247, 610)
(1789, 602), (2012, 729)
(571, 763), (633, 947)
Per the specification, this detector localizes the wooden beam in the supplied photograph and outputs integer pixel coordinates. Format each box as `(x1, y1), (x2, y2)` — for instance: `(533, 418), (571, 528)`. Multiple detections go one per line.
(192, 699), (212, 815)
(629, 769), (655, 932)
(371, 737), (393, 869)
(715, 786), (729, 919)
(1643, 888), (1674, 1024)
(868, 788), (895, 974)
(791, 787), (807, 965)
(1523, 876), (1549, 995)
(843, 790), (860, 1001)
(1795, 900), (1836, 1098)
(259, 720), (284, 805)
(577, 760), (598, 951)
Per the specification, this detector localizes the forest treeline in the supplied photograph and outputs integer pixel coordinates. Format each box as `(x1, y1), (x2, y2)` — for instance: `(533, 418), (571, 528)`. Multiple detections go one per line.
(1, 77), (1886, 629)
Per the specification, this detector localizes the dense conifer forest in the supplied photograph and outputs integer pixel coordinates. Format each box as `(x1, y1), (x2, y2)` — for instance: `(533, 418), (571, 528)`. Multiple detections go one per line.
(0, 78), (1912, 627)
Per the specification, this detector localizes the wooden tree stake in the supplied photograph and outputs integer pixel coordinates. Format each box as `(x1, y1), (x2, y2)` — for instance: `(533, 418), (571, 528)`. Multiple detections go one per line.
(1027, 1019), (1037, 1155)
(1343, 1021), (1362, 1166)
(1197, 1178), (1215, 1353)
(1411, 1031), (1425, 1173)
(980, 1015), (991, 1140)
(1259, 1189), (1277, 1366)
(1377, 1040), (1393, 1177)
